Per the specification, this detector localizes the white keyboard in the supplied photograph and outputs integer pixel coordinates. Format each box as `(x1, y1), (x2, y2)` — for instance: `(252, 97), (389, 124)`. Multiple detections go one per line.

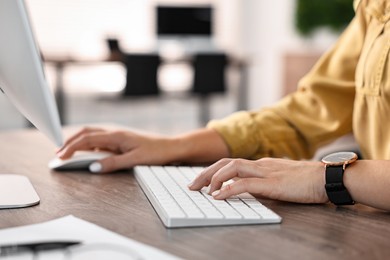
(134, 166), (282, 228)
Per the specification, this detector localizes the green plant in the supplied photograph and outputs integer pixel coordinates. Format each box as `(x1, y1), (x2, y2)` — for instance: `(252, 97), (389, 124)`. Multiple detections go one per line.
(295, 0), (355, 37)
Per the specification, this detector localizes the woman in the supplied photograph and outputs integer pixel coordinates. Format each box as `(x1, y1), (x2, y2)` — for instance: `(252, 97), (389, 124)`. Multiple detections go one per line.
(57, 0), (390, 211)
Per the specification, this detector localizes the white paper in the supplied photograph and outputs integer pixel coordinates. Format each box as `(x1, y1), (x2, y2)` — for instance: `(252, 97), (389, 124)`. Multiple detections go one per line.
(0, 215), (180, 260)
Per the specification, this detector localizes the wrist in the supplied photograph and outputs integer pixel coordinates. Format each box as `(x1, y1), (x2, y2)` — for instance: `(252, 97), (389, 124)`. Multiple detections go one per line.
(314, 162), (330, 203)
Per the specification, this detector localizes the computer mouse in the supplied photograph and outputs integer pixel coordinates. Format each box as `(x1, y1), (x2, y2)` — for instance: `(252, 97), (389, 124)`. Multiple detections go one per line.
(48, 151), (114, 171)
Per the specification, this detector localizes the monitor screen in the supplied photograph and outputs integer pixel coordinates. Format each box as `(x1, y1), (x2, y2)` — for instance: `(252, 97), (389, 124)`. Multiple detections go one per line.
(157, 6), (213, 37)
(0, 0), (63, 146)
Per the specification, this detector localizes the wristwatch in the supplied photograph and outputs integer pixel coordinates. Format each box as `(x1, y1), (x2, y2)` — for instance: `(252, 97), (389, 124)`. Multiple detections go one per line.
(321, 151), (358, 205)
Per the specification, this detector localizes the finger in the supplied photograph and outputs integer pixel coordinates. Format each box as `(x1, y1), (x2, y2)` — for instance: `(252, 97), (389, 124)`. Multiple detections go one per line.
(57, 127), (104, 153)
(212, 178), (274, 200)
(89, 153), (133, 173)
(58, 127), (94, 151)
(208, 159), (265, 194)
(58, 132), (116, 159)
(188, 158), (233, 190)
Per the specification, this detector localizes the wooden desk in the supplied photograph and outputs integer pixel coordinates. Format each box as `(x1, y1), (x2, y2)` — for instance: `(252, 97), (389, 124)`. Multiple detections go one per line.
(0, 127), (389, 259)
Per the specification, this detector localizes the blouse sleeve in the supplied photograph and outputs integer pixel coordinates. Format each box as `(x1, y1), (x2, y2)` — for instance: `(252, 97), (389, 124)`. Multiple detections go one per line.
(207, 2), (367, 160)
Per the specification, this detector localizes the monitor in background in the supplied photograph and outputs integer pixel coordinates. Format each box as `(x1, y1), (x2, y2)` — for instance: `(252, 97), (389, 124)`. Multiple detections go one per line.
(157, 6), (213, 37)
(0, 0), (63, 208)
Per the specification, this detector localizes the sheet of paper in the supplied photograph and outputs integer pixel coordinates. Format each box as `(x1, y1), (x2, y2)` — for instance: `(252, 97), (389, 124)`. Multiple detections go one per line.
(0, 215), (180, 260)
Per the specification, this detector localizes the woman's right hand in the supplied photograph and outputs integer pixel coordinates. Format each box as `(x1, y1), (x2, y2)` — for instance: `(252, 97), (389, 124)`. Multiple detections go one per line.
(56, 126), (230, 173)
(56, 127), (181, 173)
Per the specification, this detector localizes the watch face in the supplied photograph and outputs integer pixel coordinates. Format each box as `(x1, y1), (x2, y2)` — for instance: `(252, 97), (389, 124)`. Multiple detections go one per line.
(322, 152), (358, 166)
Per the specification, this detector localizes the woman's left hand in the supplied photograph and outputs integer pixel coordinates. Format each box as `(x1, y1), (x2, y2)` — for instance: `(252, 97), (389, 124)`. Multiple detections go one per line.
(188, 157), (329, 204)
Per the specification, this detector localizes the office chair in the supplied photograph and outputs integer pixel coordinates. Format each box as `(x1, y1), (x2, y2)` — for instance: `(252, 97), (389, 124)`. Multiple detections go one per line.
(122, 54), (161, 96)
(106, 38), (124, 62)
(192, 53), (227, 124)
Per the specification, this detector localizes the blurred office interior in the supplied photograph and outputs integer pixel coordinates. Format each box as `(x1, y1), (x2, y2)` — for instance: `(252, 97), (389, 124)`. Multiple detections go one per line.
(0, 0), (344, 135)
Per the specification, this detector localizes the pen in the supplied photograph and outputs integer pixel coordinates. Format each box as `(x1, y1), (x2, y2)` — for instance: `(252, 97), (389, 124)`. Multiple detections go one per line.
(0, 241), (81, 256)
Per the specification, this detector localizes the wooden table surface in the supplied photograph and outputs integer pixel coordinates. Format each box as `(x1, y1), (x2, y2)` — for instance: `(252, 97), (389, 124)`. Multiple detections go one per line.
(0, 127), (389, 260)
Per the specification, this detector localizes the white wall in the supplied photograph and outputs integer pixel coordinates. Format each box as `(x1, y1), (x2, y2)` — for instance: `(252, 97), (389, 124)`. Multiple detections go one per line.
(238, 0), (339, 109)
(26, 0), (242, 58)
(24, 0), (244, 93)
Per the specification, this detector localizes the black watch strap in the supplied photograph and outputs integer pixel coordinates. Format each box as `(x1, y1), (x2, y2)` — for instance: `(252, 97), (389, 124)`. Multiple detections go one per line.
(325, 165), (354, 205)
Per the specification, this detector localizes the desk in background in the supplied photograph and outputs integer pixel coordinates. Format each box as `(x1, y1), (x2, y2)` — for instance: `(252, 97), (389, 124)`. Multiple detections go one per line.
(0, 127), (389, 259)
(44, 53), (248, 126)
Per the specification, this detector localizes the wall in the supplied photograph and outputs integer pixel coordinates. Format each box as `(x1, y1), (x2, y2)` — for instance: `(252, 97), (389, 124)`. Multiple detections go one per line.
(24, 0), (243, 94)
(26, 0), (241, 58)
(238, 0), (339, 110)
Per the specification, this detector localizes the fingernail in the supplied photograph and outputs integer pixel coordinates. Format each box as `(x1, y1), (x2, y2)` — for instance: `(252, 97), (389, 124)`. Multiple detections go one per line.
(211, 190), (220, 197)
(89, 162), (102, 173)
(187, 181), (193, 188)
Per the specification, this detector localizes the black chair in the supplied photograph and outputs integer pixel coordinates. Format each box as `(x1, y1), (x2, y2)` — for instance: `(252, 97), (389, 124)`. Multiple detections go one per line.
(192, 53), (228, 124)
(122, 54), (161, 97)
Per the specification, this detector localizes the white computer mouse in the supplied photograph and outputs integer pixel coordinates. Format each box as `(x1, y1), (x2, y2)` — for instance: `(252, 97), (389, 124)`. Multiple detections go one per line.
(48, 151), (114, 171)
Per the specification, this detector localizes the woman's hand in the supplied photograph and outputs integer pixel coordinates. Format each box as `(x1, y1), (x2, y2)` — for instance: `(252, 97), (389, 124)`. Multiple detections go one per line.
(188, 157), (329, 204)
(56, 127), (179, 173)
(56, 127), (230, 173)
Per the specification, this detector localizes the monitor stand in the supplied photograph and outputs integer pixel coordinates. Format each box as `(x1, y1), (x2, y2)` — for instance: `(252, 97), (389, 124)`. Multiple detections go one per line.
(0, 174), (40, 209)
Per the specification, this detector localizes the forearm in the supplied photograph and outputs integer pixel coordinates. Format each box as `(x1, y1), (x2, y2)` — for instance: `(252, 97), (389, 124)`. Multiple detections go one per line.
(344, 160), (390, 211)
(169, 128), (230, 164)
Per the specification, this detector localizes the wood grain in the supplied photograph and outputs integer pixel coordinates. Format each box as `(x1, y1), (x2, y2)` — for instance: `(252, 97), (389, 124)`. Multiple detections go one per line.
(0, 127), (389, 260)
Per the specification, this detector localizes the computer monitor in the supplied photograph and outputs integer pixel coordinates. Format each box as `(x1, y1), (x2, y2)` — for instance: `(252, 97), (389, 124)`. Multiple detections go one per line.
(157, 6), (213, 37)
(0, 0), (63, 208)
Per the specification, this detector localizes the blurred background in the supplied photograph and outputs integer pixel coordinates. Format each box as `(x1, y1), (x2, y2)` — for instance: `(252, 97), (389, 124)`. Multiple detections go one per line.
(0, 0), (354, 135)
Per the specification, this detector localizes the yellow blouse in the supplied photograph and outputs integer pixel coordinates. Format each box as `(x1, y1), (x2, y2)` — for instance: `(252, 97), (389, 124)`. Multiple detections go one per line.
(207, 0), (390, 160)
